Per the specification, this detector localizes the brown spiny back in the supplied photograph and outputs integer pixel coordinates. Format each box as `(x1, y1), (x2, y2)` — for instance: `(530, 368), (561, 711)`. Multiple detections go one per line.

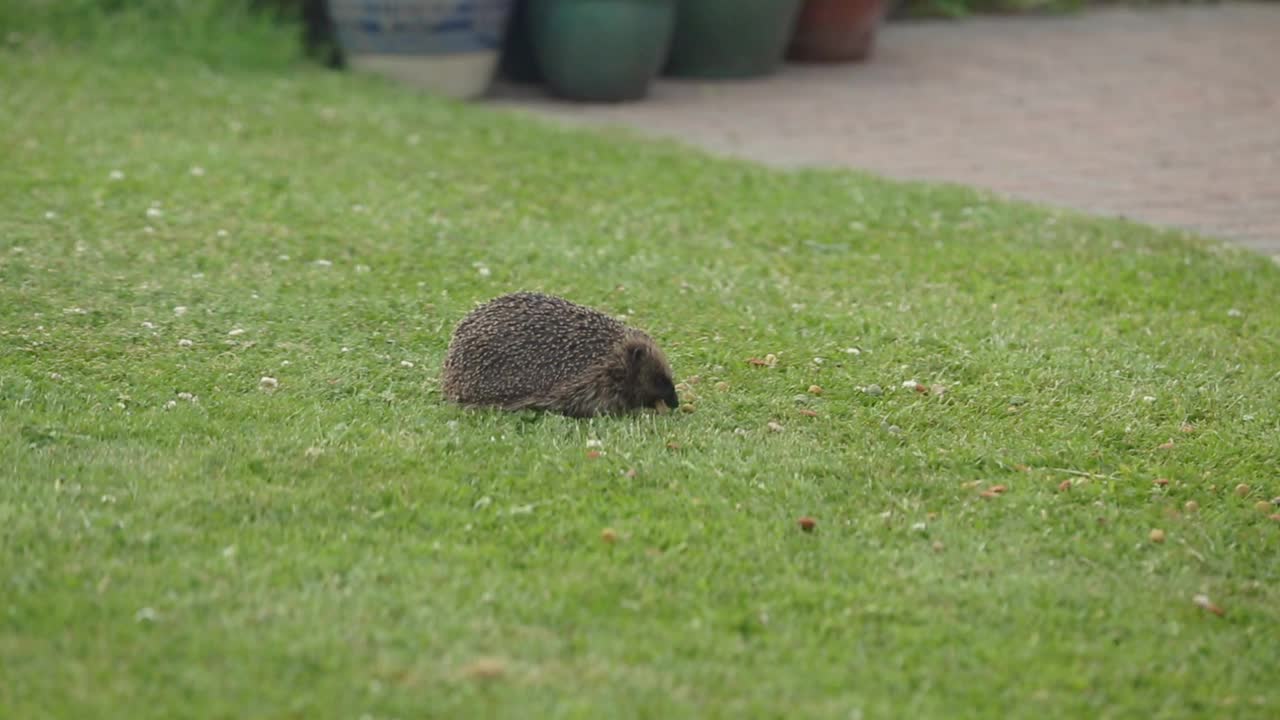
(441, 292), (678, 417)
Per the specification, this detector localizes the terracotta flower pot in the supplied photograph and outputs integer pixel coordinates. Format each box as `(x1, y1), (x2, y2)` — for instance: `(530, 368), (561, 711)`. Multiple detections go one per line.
(788, 0), (888, 63)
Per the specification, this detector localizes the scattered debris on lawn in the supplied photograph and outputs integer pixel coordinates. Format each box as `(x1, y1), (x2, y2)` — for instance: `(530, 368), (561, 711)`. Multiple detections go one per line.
(1192, 594), (1225, 617)
(460, 657), (507, 681)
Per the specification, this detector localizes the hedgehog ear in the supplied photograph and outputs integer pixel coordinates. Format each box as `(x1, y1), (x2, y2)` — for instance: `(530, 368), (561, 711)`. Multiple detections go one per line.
(626, 342), (648, 368)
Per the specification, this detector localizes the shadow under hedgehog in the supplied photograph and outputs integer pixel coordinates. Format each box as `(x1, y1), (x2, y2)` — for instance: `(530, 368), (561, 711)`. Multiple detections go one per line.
(441, 292), (679, 418)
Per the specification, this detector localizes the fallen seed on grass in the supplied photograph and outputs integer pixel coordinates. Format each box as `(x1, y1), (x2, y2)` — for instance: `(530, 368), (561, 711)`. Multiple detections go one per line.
(807, 385), (823, 395)
(1255, 501), (1272, 513)
(665, 442), (682, 450)
(988, 485), (1008, 495)
(1184, 501), (1199, 513)
(767, 421), (784, 433)
(1013, 464), (1031, 472)
(980, 491), (999, 499)
(1234, 483), (1250, 497)
(1158, 440), (1176, 450)
(624, 468), (637, 478)
(931, 540), (945, 552)
(1269, 514), (1280, 522)
(259, 376), (278, 391)
(586, 450), (601, 460)
(797, 516), (816, 532)
(600, 528), (618, 544)
(1180, 423), (1196, 433)
(1057, 480), (1072, 492)
(1149, 529), (1166, 543)
(913, 383), (929, 394)
(798, 408), (818, 417)
(714, 381), (730, 392)
(1192, 594), (1225, 617)
(1154, 478), (1170, 487)
(679, 403), (696, 414)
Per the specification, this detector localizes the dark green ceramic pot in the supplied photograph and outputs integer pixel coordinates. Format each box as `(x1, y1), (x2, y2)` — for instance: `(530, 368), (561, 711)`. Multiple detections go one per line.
(664, 0), (802, 79)
(528, 0), (676, 102)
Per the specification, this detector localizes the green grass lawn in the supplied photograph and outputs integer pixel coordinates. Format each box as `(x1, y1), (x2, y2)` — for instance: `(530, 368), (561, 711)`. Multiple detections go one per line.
(2, 6), (1278, 719)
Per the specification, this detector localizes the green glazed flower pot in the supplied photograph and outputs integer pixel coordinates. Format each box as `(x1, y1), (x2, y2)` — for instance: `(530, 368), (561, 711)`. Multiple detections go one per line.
(527, 0), (676, 102)
(664, 0), (802, 79)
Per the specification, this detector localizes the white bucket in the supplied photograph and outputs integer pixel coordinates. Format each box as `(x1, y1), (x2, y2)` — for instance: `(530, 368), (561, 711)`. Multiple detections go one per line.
(328, 1), (515, 99)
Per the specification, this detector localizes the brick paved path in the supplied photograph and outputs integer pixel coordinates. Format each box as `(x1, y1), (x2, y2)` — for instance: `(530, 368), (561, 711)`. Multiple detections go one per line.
(491, 3), (1280, 257)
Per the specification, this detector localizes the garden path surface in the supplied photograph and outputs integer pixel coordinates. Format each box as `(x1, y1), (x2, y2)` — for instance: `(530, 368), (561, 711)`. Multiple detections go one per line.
(489, 3), (1280, 258)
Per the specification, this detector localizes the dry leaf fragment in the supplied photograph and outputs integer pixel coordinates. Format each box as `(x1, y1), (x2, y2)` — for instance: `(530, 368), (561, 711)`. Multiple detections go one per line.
(1057, 480), (1072, 492)
(807, 385), (823, 395)
(767, 421), (785, 433)
(797, 516), (816, 532)
(797, 408), (818, 417)
(1184, 500), (1199, 513)
(979, 490), (999, 499)
(624, 468), (637, 478)
(1192, 594), (1225, 616)
(586, 450), (601, 459)
(460, 657), (507, 681)
(1158, 440), (1176, 450)
(1154, 478), (1170, 487)
(666, 441), (682, 451)
(1180, 423), (1196, 434)
(988, 485), (1008, 495)
(931, 540), (945, 552)
(600, 528), (618, 544)
(714, 381), (730, 392)
(1013, 464), (1031, 472)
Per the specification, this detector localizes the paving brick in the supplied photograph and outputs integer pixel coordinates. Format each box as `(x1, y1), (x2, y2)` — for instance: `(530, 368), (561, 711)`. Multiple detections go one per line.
(491, 3), (1280, 258)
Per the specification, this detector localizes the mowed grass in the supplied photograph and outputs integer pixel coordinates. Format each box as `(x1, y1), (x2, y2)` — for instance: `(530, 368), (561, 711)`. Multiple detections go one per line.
(2, 8), (1278, 720)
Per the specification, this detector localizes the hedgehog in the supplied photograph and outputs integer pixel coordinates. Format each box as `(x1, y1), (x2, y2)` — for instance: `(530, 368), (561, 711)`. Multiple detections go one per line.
(440, 291), (679, 418)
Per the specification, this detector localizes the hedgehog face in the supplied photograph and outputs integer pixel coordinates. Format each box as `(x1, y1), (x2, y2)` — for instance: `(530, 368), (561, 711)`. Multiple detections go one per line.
(623, 338), (679, 410)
